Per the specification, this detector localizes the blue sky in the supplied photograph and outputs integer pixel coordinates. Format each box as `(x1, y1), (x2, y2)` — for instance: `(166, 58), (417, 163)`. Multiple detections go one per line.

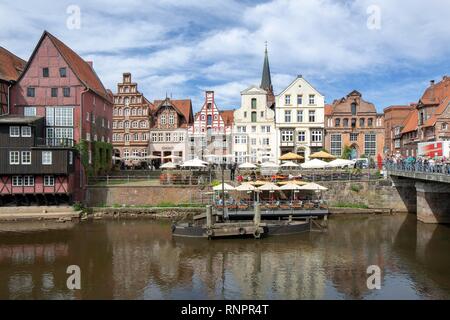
(1, 0), (449, 112)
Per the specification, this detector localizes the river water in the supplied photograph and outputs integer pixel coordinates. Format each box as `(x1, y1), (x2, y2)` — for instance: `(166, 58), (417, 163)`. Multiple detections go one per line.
(0, 214), (449, 300)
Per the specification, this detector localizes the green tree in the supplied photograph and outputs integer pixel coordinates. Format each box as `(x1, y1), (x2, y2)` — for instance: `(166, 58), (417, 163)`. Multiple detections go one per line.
(342, 145), (352, 160)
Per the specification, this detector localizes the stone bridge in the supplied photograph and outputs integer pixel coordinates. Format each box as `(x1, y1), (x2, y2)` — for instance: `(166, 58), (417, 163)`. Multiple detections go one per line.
(388, 168), (450, 224)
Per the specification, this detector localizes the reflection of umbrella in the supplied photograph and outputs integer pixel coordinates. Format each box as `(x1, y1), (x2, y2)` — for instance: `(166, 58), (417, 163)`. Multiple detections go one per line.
(280, 161), (300, 168)
(160, 162), (178, 169)
(239, 162), (257, 169)
(298, 182), (328, 191)
(280, 152), (304, 161)
(301, 159), (328, 169)
(212, 183), (235, 191)
(112, 156), (122, 160)
(309, 151), (336, 160)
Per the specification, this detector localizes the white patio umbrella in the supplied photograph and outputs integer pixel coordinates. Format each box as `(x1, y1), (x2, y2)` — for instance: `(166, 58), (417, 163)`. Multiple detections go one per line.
(160, 162), (178, 169)
(279, 183), (303, 191)
(326, 159), (355, 168)
(142, 155), (161, 160)
(239, 162), (257, 169)
(257, 182), (281, 191)
(181, 158), (208, 167)
(280, 161), (300, 168)
(235, 183), (257, 191)
(298, 182), (328, 191)
(212, 183), (235, 191)
(163, 155), (182, 160)
(260, 162), (280, 168)
(301, 159), (328, 169)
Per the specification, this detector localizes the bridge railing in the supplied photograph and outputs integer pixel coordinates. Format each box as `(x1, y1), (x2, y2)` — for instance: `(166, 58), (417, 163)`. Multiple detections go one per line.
(385, 162), (450, 175)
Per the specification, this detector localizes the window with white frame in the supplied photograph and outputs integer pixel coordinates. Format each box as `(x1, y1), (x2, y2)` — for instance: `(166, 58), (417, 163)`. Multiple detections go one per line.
(12, 176), (23, 186)
(262, 138), (270, 145)
(21, 126), (31, 137)
(10, 126), (20, 137)
(113, 121), (117, 129)
(21, 151), (31, 165)
(251, 138), (257, 146)
(86, 132), (91, 141)
(237, 126), (246, 133)
(309, 94), (315, 105)
(158, 133), (163, 142)
(297, 110), (303, 123)
(298, 131), (306, 142)
(331, 134), (342, 156)
(311, 130), (323, 143)
(132, 149), (140, 157)
(261, 126), (271, 133)
(281, 130), (294, 142)
(44, 175), (55, 187)
(364, 133), (377, 156)
(165, 133), (171, 142)
(9, 151), (19, 165)
(309, 110), (316, 122)
(234, 135), (247, 144)
(152, 133), (157, 142)
(42, 151), (52, 165)
(234, 152), (247, 164)
(161, 115), (166, 125)
(141, 149), (148, 157)
(23, 176), (34, 186)
(132, 121), (138, 128)
(297, 95), (303, 105)
(24, 107), (37, 116)
(169, 114), (175, 125)
(284, 110), (291, 123)
(285, 95), (291, 105)
(350, 133), (358, 142)
(123, 149), (130, 157)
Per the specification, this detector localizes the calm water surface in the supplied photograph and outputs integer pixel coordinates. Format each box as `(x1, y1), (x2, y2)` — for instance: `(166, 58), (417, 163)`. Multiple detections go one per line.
(0, 214), (449, 300)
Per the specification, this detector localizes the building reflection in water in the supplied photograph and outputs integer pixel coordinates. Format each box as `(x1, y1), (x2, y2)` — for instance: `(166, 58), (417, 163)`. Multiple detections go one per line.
(0, 215), (449, 299)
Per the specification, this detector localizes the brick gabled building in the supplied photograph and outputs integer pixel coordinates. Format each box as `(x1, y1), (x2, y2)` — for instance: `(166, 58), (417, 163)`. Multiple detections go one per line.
(112, 73), (153, 160)
(8, 31), (113, 202)
(324, 90), (384, 159)
(384, 104), (416, 156)
(149, 97), (193, 166)
(417, 77), (450, 142)
(187, 91), (234, 163)
(0, 47), (26, 115)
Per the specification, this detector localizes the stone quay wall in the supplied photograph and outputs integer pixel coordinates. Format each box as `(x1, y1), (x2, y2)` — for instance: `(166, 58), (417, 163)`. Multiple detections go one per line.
(85, 178), (410, 213)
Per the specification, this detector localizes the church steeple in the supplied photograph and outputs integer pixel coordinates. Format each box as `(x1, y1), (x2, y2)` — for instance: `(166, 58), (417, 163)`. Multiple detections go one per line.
(260, 42), (273, 94)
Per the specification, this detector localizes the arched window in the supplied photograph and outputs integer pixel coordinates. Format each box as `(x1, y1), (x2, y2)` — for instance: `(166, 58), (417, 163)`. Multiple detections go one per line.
(133, 133), (139, 141)
(124, 134), (130, 142)
(138, 108), (143, 116)
(118, 121), (124, 129)
(251, 98), (257, 109)
(118, 108), (123, 116)
(140, 121), (147, 128)
(112, 121), (117, 129)
(113, 108), (118, 116)
(124, 97), (130, 105)
(125, 121), (130, 128)
(359, 118), (365, 127)
(124, 108), (130, 116)
(131, 108), (137, 116)
(132, 121), (138, 128)
(442, 122), (448, 130)
(335, 118), (341, 127)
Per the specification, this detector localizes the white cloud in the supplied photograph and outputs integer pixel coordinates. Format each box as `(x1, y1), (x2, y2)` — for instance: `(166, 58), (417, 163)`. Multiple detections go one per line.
(1, 0), (449, 110)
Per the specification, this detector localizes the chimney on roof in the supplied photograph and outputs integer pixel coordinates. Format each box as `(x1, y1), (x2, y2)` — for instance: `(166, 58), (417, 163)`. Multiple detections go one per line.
(86, 61), (93, 68)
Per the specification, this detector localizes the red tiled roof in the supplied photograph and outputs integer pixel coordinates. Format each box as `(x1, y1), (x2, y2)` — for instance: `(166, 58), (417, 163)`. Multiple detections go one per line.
(401, 109), (418, 134)
(0, 47), (26, 82)
(420, 76), (450, 105)
(45, 32), (111, 102)
(220, 110), (234, 126)
(154, 98), (193, 125)
(324, 104), (333, 116)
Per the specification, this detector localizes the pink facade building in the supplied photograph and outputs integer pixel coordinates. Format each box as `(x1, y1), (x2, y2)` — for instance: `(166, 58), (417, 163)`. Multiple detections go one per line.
(187, 91), (234, 162)
(1, 31), (113, 203)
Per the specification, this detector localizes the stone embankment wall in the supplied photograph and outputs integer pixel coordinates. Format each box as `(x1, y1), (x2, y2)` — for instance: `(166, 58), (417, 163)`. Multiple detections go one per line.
(85, 178), (410, 213)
